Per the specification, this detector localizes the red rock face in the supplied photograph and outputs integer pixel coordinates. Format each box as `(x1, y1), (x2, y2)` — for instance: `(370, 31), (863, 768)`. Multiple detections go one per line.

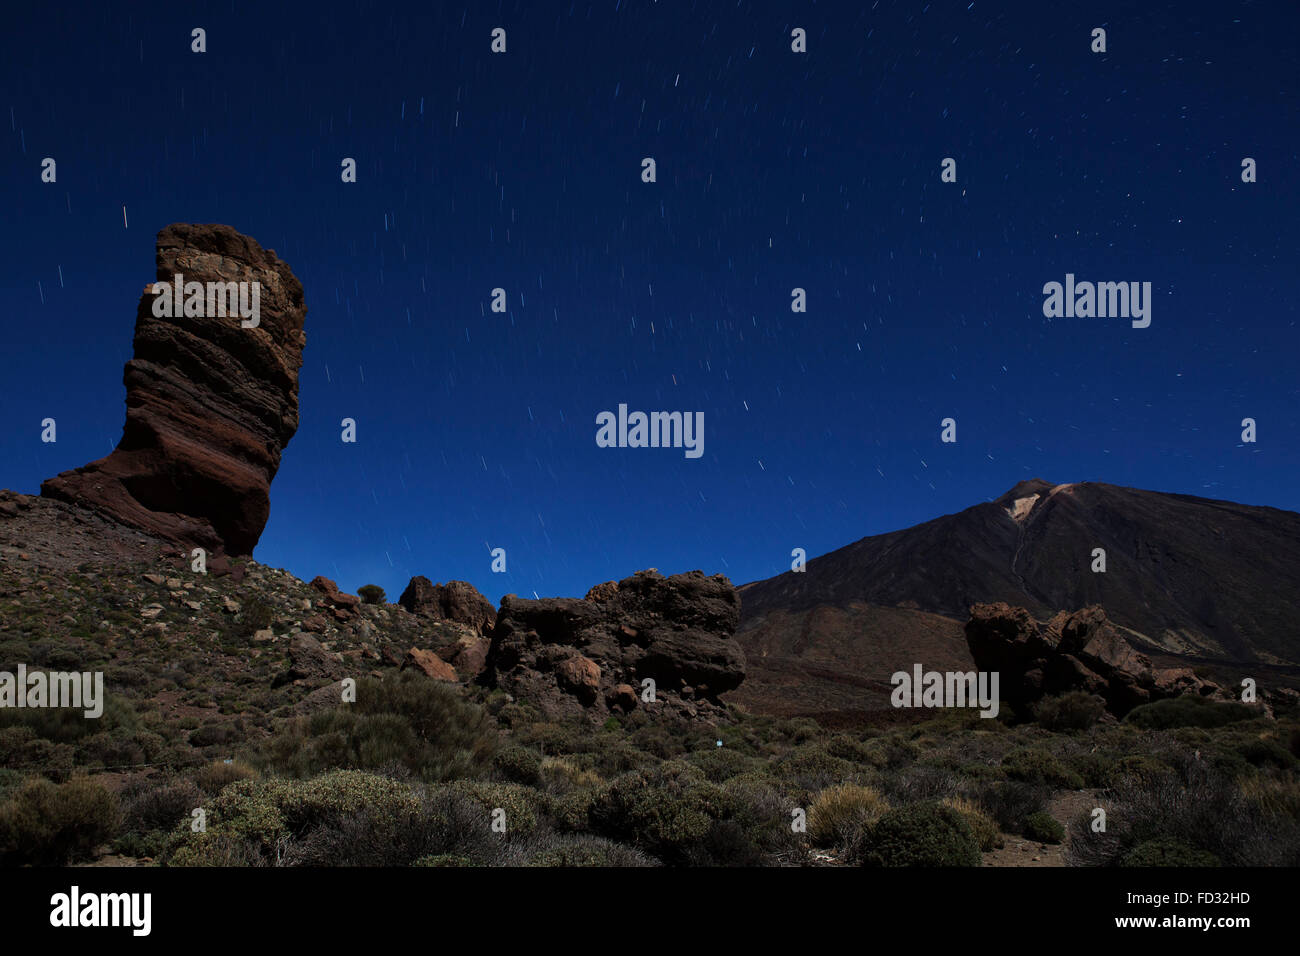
(41, 224), (307, 556)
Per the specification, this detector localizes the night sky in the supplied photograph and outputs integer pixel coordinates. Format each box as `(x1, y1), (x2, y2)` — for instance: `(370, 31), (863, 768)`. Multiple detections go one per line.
(3, 1), (1297, 605)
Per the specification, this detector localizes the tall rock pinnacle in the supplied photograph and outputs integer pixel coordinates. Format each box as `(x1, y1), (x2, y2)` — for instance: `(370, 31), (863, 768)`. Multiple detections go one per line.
(41, 223), (307, 555)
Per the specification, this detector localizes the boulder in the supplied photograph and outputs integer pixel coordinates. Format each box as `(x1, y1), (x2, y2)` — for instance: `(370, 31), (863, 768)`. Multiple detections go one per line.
(402, 647), (458, 682)
(965, 602), (1222, 718)
(41, 223), (307, 556)
(309, 576), (360, 617)
(273, 633), (345, 687)
(398, 576), (496, 634)
(484, 569), (746, 720)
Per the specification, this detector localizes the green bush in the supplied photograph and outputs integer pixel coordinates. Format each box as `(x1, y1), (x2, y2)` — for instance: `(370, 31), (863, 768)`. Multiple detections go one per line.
(1125, 696), (1255, 730)
(165, 770), (423, 866)
(235, 598), (277, 638)
(1001, 748), (1084, 789)
(589, 761), (740, 863)
(942, 796), (1004, 851)
(1023, 811), (1065, 844)
(525, 833), (657, 867)
(256, 671), (496, 781)
(1122, 838), (1221, 867)
(1235, 737), (1298, 770)
(357, 584), (386, 605)
(0, 776), (119, 865)
(1035, 692), (1106, 732)
(860, 802), (981, 867)
(492, 745), (542, 785)
(447, 780), (544, 836)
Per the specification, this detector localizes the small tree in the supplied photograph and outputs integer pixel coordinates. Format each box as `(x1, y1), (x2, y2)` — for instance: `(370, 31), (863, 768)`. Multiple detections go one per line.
(357, 584), (386, 605)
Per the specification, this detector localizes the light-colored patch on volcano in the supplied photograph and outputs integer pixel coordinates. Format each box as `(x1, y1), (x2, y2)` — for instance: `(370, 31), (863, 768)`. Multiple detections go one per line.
(1049, 483), (1076, 496)
(1006, 494), (1040, 522)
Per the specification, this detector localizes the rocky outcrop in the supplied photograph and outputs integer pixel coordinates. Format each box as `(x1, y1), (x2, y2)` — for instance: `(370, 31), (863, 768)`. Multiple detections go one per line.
(41, 223), (307, 556)
(309, 576), (360, 620)
(965, 602), (1222, 718)
(398, 577), (496, 635)
(484, 569), (746, 720)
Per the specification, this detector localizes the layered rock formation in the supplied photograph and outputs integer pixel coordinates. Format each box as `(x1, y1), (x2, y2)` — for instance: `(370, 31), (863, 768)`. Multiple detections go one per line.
(484, 569), (746, 720)
(41, 223), (307, 556)
(965, 602), (1222, 718)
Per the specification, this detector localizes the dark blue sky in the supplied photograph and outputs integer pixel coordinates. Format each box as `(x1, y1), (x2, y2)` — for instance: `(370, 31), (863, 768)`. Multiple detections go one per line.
(3, 1), (1297, 605)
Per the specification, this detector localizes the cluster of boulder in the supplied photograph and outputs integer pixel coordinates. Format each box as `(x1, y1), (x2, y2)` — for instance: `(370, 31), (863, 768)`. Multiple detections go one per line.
(484, 569), (747, 721)
(965, 602), (1223, 718)
(270, 569), (749, 722)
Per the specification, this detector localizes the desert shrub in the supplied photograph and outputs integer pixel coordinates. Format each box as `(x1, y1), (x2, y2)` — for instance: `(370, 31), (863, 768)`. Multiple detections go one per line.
(447, 780), (545, 836)
(256, 672), (495, 781)
(164, 770), (421, 866)
(1001, 748), (1084, 789)
(1114, 754), (1177, 783)
(809, 784), (890, 848)
(941, 796), (1004, 851)
(522, 833), (657, 867)
(773, 746), (857, 786)
(1125, 696), (1255, 730)
(683, 818), (766, 866)
(1035, 692), (1106, 732)
(1235, 737), (1297, 770)
(1067, 759), (1300, 867)
(356, 584), (386, 605)
(538, 757), (602, 794)
(413, 854), (474, 867)
(235, 598), (277, 638)
(1023, 811), (1065, 844)
(195, 759), (258, 794)
(493, 745), (542, 785)
(189, 720), (245, 748)
(627, 724), (689, 760)
(1122, 838), (1221, 867)
(1240, 776), (1300, 820)
(588, 761), (740, 864)
(0, 692), (139, 744)
(968, 780), (1051, 834)
(0, 769), (23, 802)
(723, 776), (809, 865)
(861, 736), (919, 771)
(1068, 751), (1120, 788)
(860, 802), (981, 867)
(687, 745), (762, 783)
(0, 776), (119, 865)
(121, 778), (202, 833)
(0, 726), (75, 778)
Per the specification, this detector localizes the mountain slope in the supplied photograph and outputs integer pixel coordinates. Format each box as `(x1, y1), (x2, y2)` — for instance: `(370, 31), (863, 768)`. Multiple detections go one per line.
(732, 480), (1300, 715)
